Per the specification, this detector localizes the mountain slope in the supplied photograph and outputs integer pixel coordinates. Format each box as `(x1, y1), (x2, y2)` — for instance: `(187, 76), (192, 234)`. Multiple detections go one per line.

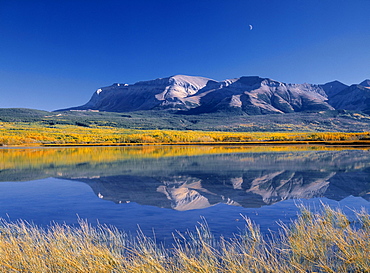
(182, 76), (333, 115)
(63, 75), (211, 112)
(58, 74), (370, 115)
(320, 80), (348, 98)
(360, 79), (370, 87)
(59, 75), (334, 114)
(329, 83), (370, 114)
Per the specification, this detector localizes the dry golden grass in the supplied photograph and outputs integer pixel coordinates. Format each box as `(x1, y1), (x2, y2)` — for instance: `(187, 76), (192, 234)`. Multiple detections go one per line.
(0, 206), (369, 272)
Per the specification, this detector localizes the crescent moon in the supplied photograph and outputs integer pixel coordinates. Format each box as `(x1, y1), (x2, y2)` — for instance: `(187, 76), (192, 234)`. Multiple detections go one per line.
(249, 24), (253, 30)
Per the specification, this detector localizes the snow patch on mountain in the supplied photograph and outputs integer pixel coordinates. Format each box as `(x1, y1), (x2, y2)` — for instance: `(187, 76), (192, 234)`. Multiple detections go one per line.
(57, 75), (370, 114)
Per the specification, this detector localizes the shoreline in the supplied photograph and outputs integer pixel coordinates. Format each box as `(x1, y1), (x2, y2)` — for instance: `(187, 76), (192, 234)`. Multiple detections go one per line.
(2, 140), (370, 148)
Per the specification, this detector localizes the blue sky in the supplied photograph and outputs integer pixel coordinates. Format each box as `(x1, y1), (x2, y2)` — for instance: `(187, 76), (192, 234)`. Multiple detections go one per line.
(1, 0), (370, 111)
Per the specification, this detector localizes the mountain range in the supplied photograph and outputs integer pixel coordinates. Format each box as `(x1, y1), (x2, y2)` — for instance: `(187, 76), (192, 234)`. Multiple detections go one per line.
(60, 75), (370, 115)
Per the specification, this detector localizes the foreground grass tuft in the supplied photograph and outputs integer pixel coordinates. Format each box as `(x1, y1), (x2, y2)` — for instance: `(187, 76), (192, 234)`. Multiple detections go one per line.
(0, 206), (369, 272)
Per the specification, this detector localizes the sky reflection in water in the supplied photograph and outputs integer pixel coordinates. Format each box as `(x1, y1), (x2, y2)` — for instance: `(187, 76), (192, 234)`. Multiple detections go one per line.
(1, 145), (370, 242)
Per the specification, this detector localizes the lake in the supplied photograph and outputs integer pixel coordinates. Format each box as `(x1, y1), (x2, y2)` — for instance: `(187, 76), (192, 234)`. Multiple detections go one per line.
(1, 145), (370, 243)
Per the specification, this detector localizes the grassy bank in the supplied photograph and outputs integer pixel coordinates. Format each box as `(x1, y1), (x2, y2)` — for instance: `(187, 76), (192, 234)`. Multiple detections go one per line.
(0, 206), (369, 272)
(1, 122), (370, 146)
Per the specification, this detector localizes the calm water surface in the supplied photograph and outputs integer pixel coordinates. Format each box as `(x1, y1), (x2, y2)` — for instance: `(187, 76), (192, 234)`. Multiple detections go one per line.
(1, 145), (370, 242)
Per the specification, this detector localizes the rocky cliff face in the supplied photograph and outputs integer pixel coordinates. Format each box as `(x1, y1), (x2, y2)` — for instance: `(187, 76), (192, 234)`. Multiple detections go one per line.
(64, 75), (211, 112)
(182, 77), (334, 114)
(58, 74), (370, 114)
(60, 75), (370, 114)
(328, 81), (370, 113)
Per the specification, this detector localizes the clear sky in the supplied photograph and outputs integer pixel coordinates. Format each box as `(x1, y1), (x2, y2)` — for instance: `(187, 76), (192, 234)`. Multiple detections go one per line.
(1, 0), (370, 111)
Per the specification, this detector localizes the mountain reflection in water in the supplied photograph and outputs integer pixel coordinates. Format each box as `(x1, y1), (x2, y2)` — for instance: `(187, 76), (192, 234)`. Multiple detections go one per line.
(1, 146), (370, 211)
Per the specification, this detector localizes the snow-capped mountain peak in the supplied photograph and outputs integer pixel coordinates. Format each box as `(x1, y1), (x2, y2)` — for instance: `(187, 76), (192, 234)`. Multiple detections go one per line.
(57, 75), (370, 115)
